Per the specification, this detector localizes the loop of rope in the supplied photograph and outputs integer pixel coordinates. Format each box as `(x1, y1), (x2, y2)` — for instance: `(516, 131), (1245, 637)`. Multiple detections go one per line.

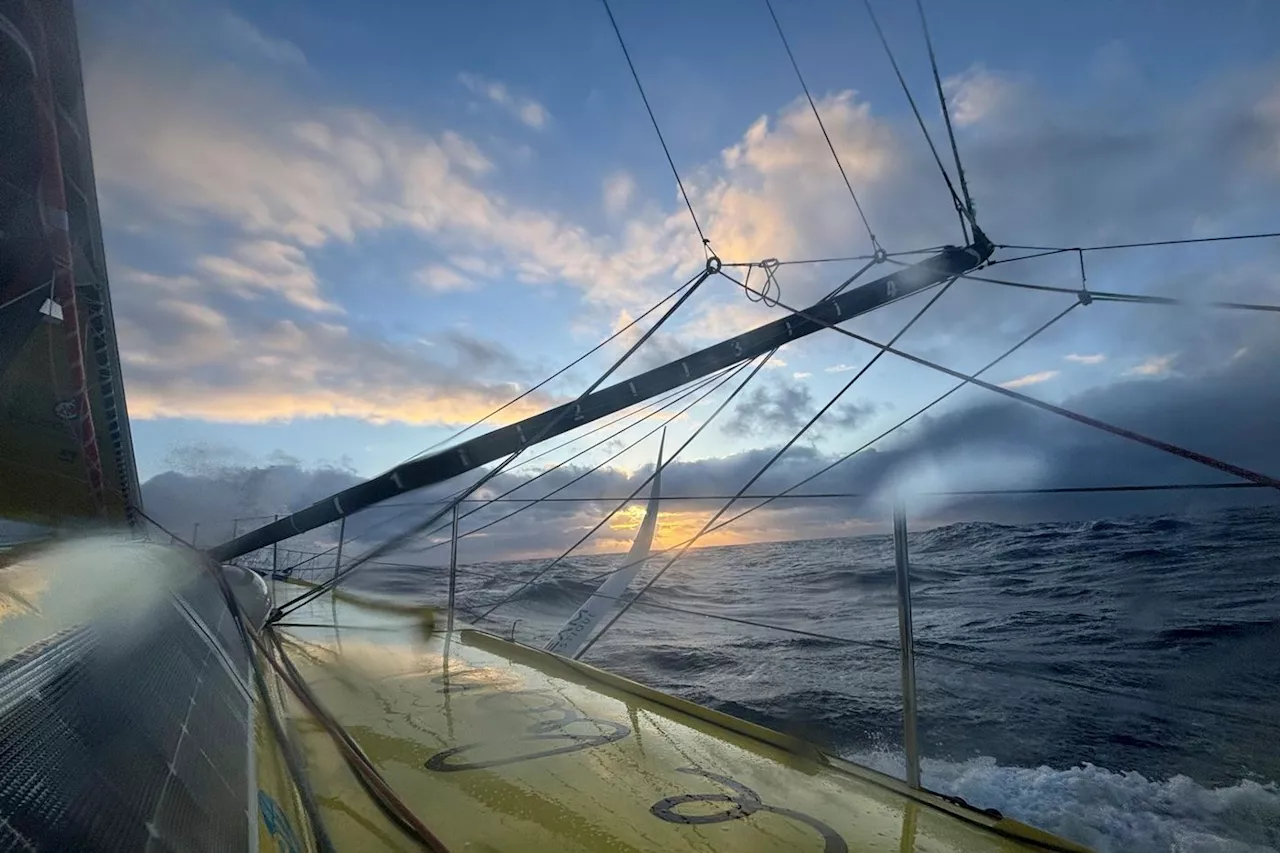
(743, 258), (782, 307)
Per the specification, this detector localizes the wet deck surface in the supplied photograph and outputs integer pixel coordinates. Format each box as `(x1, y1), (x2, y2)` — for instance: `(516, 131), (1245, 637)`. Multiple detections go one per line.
(272, 591), (1086, 853)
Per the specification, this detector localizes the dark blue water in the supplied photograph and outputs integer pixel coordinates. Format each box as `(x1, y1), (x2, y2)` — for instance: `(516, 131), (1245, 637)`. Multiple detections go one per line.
(341, 505), (1280, 852)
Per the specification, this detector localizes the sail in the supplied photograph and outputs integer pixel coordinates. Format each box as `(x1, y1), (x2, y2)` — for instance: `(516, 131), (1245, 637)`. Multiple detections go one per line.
(0, 0), (141, 526)
(545, 433), (665, 657)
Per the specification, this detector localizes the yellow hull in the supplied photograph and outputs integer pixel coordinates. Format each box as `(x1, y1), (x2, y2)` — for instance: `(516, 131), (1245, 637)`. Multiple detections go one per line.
(270, 590), (1089, 852)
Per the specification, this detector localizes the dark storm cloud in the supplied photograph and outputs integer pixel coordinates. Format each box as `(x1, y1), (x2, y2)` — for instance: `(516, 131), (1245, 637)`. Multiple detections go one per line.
(724, 381), (814, 437)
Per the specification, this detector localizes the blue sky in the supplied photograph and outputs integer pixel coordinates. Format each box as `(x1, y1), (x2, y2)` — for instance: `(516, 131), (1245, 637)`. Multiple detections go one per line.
(79, 0), (1280, 548)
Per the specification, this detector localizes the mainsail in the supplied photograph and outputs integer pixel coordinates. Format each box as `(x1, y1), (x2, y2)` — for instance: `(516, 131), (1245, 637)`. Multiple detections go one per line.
(0, 0), (140, 526)
(545, 433), (664, 658)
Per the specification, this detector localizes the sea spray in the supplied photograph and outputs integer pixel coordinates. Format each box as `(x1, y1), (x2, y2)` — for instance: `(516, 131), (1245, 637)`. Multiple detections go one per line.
(852, 749), (1280, 853)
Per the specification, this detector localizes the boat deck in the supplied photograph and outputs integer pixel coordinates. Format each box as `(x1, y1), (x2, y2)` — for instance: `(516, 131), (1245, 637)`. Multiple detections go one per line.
(271, 590), (1088, 852)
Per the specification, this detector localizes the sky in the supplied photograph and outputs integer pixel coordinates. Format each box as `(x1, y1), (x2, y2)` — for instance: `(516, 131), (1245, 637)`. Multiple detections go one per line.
(79, 0), (1280, 560)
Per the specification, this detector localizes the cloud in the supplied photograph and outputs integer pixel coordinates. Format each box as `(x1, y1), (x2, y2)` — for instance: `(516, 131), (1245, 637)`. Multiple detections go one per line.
(701, 91), (898, 267)
(603, 172), (636, 216)
(196, 240), (341, 313)
(141, 458), (362, 547)
(827, 401), (880, 431)
(218, 12), (306, 67)
(416, 263), (476, 293)
(1065, 353), (1107, 365)
(724, 381), (813, 437)
(1126, 355), (1175, 377)
(825, 364), (858, 373)
(678, 58), (1280, 372)
(87, 46), (695, 310)
(1000, 370), (1060, 389)
(458, 73), (550, 129)
(113, 269), (551, 425)
(85, 10), (1280, 492)
(448, 255), (503, 279)
(792, 371), (812, 380)
(943, 64), (1022, 127)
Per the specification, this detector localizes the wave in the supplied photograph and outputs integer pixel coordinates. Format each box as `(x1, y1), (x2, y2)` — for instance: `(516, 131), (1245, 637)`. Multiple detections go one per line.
(1155, 619), (1280, 646)
(850, 751), (1280, 853)
(913, 521), (1019, 553)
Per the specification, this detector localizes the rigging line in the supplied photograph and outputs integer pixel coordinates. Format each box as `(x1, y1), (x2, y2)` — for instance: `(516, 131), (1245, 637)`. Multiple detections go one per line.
(764, 0), (881, 251)
(265, 274), (714, 573)
(403, 271), (699, 463)
(535, 589), (1280, 732)
(280, 369), (731, 577)
(405, 359), (750, 556)
(985, 248), (1074, 267)
(942, 266), (1280, 314)
(276, 373), (727, 573)
(401, 481), (1265, 505)
(574, 274), (959, 659)
(859, 0), (971, 240)
(599, 0), (709, 250)
(725, 272), (1280, 489)
(576, 301), (1077, 586)
(274, 372), (732, 568)
(278, 492), (461, 575)
(263, 630), (448, 851)
(999, 231), (1280, 254)
(274, 264), (718, 618)
(258, 543), (503, 580)
(0, 276), (55, 313)
(289, 557), (507, 583)
(397, 367), (732, 550)
(472, 350), (778, 621)
(721, 246), (948, 268)
(915, 0), (975, 222)
(466, 366), (730, 480)
(824, 257), (878, 300)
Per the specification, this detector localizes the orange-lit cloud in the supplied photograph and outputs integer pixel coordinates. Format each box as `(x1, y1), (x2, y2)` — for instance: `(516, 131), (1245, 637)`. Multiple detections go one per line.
(115, 270), (555, 425)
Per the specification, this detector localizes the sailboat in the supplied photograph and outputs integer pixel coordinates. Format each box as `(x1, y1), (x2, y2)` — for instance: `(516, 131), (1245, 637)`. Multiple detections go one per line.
(3, 0), (1277, 851)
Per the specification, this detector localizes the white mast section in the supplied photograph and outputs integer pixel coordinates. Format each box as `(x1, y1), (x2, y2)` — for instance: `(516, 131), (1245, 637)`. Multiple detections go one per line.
(545, 432), (664, 658)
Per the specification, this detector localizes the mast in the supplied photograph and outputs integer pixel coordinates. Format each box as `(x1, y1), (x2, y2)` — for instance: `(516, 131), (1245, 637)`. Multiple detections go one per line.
(210, 239), (992, 562)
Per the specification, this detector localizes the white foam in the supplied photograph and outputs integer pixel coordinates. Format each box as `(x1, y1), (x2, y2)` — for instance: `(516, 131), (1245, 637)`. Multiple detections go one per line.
(850, 750), (1280, 853)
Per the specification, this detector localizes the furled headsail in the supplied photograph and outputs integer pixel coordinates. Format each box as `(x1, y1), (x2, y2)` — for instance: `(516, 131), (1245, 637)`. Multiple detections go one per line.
(546, 432), (665, 658)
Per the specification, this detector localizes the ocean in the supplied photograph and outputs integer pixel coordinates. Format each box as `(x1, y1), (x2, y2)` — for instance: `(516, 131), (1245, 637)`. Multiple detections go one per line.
(344, 504), (1280, 852)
